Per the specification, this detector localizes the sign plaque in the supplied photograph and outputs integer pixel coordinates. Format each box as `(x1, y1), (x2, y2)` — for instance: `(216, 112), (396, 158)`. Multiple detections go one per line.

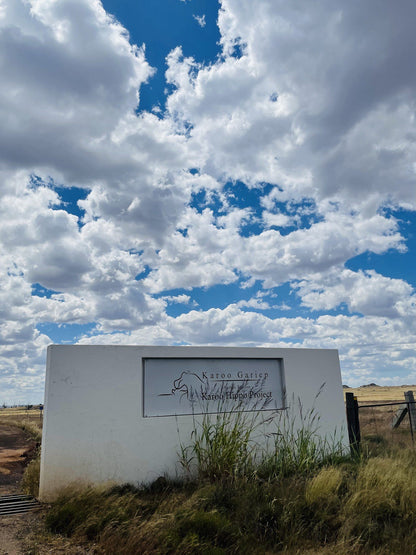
(143, 358), (285, 417)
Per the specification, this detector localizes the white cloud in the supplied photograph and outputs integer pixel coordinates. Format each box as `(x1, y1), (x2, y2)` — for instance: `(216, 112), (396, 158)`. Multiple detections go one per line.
(162, 294), (197, 306)
(0, 0), (196, 251)
(0, 0), (153, 178)
(166, 0), (416, 213)
(296, 269), (415, 318)
(193, 14), (206, 28)
(77, 304), (416, 387)
(1, 0), (416, 402)
(237, 298), (271, 311)
(262, 211), (292, 229)
(143, 206), (404, 293)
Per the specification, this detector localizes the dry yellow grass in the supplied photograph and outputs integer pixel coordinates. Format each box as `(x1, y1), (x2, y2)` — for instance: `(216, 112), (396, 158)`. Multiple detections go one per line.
(343, 385), (416, 402)
(0, 407), (43, 421)
(0, 408), (43, 439)
(342, 385), (416, 452)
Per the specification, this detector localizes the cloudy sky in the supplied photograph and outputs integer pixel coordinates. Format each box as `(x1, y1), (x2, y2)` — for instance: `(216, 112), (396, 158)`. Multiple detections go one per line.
(1, 0), (416, 404)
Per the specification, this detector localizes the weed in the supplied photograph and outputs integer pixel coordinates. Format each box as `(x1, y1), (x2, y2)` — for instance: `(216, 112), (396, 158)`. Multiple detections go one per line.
(22, 456), (41, 497)
(179, 384), (347, 483)
(341, 450), (416, 548)
(257, 393), (347, 480)
(3, 418), (42, 442)
(166, 510), (237, 553)
(179, 409), (258, 481)
(306, 467), (344, 505)
(178, 383), (272, 481)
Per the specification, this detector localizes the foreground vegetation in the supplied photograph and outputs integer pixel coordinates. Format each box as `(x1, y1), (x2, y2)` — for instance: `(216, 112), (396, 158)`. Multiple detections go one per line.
(43, 448), (416, 554)
(9, 392), (416, 553)
(41, 405), (416, 553)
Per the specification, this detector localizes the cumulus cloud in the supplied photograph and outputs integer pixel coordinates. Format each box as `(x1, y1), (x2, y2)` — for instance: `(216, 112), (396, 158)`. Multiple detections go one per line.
(78, 303), (416, 387)
(167, 0), (416, 211)
(1, 0), (416, 401)
(296, 269), (415, 318)
(0, 0), (152, 177)
(143, 206), (404, 292)
(0, 0), (195, 248)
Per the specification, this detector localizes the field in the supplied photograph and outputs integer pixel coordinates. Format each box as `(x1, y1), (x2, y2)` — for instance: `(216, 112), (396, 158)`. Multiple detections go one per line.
(343, 384), (416, 402)
(343, 385), (416, 453)
(0, 406), (43, 425)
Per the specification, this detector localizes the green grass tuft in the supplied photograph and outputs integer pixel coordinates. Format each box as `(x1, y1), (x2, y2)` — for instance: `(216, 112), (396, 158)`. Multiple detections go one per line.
(179, 406), (263, 481)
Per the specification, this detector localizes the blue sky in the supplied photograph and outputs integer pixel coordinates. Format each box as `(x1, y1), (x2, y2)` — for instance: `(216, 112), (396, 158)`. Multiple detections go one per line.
(102, 0), (221, 113)
(1, 0), (416, 404)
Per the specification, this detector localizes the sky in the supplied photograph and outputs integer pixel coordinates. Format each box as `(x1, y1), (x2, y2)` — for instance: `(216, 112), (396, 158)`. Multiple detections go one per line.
(1, 0), (416, 404)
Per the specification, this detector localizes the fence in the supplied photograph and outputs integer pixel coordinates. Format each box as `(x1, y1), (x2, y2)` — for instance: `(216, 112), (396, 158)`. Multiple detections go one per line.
(0, 405), (43, 422)
(346, 391), (416, 454)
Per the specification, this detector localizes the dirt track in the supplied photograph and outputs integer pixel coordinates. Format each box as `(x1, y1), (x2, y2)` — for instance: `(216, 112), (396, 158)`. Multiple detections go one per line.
(0, 424), (37, 495)
(0, 424), (92, 554)
(0, 424), (38, 554)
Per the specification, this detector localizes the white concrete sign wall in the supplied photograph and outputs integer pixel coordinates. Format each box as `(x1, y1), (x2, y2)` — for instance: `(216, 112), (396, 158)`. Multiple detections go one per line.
(39, 345), (347, 500)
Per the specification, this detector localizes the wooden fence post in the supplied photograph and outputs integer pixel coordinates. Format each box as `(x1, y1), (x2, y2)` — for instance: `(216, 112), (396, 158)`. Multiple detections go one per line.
(392, 404), (408, 429)
(404, 391), (416, 440)
(346, 392), (361, 454)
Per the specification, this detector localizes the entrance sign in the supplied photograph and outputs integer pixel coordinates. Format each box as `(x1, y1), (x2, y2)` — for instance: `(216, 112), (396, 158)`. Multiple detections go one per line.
(143, 358), (284, 417)
(39, 345), (348, 501)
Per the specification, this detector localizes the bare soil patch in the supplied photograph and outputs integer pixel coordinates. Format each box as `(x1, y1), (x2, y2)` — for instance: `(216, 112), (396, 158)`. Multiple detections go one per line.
(0, 424), (37, 495)
(0, 423), (92, 554)
(0, 424), (39, 554)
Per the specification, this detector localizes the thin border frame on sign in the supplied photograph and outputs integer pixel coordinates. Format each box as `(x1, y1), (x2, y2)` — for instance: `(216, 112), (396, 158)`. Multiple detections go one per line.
(141, 357), (287, 418)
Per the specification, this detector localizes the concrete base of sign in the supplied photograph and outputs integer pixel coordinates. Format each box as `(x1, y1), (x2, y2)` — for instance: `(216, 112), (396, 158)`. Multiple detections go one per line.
(39, 345), (347, 501)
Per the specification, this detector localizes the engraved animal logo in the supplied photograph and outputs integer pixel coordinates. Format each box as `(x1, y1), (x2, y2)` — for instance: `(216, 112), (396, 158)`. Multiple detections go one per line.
(171, 371), (208, 401)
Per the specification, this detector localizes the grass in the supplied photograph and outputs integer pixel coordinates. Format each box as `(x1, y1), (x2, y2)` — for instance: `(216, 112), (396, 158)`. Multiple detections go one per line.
(258, 396), (347, 479)
(0, 406), (43, 421)
(22, 455), (41, 497)
(16, 386), (416, 553)
(41, 450), (416, 554)
(179, 387), (348, 483)
(178, 400), (266, 481)
(344, 385), (416, 402)
(0, 408), (43, 443)
(13, 419), (43, 496)
(6, 418), (43, 443)
(359, 404), (414, 455)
